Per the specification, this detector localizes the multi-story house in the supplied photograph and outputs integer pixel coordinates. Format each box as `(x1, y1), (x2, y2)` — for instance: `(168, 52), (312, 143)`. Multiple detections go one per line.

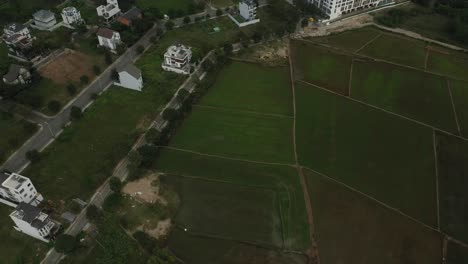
(239, 0), (258, 21)
(115, 64), (143, 91)
(96, 0), (121, 23)
(96, 27), (121, 52)
(2, 23), (33, 59)
(32, 10), (57, 31)
(10, 202), (58, 242)
(305, 0), (384, 20)
(61, 6), (85, 25)
(162, 44), (192, 75)
(3, 64), (32, 85)
(0, 172), (43, 207)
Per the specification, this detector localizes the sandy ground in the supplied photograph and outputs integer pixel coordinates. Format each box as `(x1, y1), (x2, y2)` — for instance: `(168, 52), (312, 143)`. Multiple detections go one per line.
(138, 218), (172, 239)
(38, 50), (95, 84)
(122, 174), (167, 205)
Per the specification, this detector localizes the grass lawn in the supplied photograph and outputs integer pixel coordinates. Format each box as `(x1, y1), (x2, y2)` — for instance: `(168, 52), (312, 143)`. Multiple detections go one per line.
(199, 61), (293, 115)
(210, 0), (235, 8)
(296, 82), (437, 227)
(450, 80), (468, 137)
(170, 107), (294, 163)
(351, 60), (458, 133)
(305, 170), (442, 264)
(0, 206), (47, 264)
(156, 148), (310, 250)
(427, 48), (468, 81)
(169, 229), (307, 264)
(291, 40), (352, 95)
(0, 111), (37, 164)
(311, 26), (381, 52)
(447, 240), (468, 264)
(137, 0), (194, 14)
(435, 132), (468, 244)
(166, 175), (282, 247)
(358, 32), (427, 69)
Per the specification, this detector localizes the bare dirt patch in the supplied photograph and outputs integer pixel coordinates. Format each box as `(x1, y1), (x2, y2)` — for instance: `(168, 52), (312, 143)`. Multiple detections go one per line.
(123, 174), (167, 205)
(237, 40), (289, 66)
(38, 50), (96, 85)
(139, 218), (172, 239)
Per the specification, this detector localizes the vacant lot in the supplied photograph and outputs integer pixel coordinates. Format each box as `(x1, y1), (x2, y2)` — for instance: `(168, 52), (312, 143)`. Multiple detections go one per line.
(351, 60), (457, 133)
(296, 83), (437, 227)
(38, 51), (96, 85)
(0, 112), (37, 164)
(199, 61), (293, 115)
(435, 132), (468, 243)
(291, 39), (352, 95)
(449, 80), (468, 137)
(305, 170), (442, 264)
(312, 27), (381, 52)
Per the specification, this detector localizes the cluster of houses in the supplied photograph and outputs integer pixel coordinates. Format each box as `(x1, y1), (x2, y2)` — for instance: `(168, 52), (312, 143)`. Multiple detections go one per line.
(0, 171), (59, 242)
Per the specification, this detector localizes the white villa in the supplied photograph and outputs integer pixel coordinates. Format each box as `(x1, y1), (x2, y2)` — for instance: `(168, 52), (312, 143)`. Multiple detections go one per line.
(61, 6), (84, 25)
(10, 202), (58, 242)
(3, 64), (32, 85)
(239, 0), (258, 21)
(115, 64), (143, 91)
(32, 10), (57, 31)
(96, 0), (121, 22)
(162, 44), (192, 75)
(3, 23), (33, 59)
(300, 0), (385, 20)
(0, 172), (43, 207)
(96, 28), (121, 52)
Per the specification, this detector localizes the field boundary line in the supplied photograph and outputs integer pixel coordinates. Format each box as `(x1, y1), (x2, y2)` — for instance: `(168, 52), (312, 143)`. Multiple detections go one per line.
(297, 79), (468, 143)
(424, 46), (430, 70)
(433, 130), (441, 231)
(288, 40), (320, 264)
(354, 33), (382, 54)
(348, 58), (354, 96)
(193, 104), (294, 119)
(157, 146), (296, 167)
(446, 79), (462, 136)
(301, 166), (439, 233)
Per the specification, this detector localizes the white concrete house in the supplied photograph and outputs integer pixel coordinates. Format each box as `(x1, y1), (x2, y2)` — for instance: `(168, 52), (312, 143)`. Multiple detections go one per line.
(162, 44), (192, 75)
(32, 10), (57, 31)
(61, 6), (84, 25)
(96, 0), (121, 22)
(10, 202), (58, 242)
(0, 172), (43, 207)
(97, 28), (121, 52)
(302, 0), (385, 20)
(3, 64), (32, 85)
(3, 23), (33, 59)
(239, 0), (258, 21)
(114, 64), (143, 91)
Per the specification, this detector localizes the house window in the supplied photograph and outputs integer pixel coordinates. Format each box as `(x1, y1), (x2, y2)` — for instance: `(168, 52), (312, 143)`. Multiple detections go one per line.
(27, 183), (31, 187)
(19, 189), (24, 194)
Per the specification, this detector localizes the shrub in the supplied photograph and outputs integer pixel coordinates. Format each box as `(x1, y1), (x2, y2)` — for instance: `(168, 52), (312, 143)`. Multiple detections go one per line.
(47, 100), (61, 113)
(93, 65), (101, 75)
(54, 234), (77, 254)
(70, 106), (82, 120)
(216, 9), (223, 16)
(109, 177), (122, 193)
(80, 75), (90, 84)
(145, 128), (161, 144)
(105, 51), (113, 65)
(67, 83), (77, 96)
(165, 20), (175, 30)
(183, 16), (191, 24)
(86, 204), (102, 223)
(136, 45), (145, 54)
(26, 150), (40, 163)
(162, 108), (179, 121)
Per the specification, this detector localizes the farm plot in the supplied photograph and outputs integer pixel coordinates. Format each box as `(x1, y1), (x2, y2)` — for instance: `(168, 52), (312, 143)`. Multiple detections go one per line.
(165, 175), (281, 247)
(427, 47), (468, 81)
(169, 229), (307, 264)
(305, 170), (442, 264)
(156, 148), (310, 250)
(311, 26), (381, 52)
(291, 39), (352, 95)
(447, 240), (468, 264)
(351, 60), (458, 133)
(435, 132), (468, 243)
(199, 61), (293, 115)
(169, 107), (295, 163)
(0, 112), (37, 164)
(358, 32), (427, 69)
(295, 82), (437, 227)
(449, 80), (468, 137)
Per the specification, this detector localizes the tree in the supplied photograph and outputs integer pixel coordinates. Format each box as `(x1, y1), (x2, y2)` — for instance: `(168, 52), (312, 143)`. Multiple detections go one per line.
(80, 75), (90, 84)
(67, 83), (77, 95)
(223, 43), (233, 55)
(145, 128), (161, 144)
(26, 150), (40, 163)
(54, 234), (77, 254)
(105, 51), (113, 65)
(136, 45), (145, 54)
(216, 9), (223, 16)
(162, 108), (179, 121)
(183, 16), (191, 24)
(165, 20), (174, 30)
(109, 177), (122, 193)
(47, 100), (61, 113)
(93, 65), (101, 75)
(176, 89), (189, 102)
(137, 144), (159, 167)
(70, 106), (82, 120)
(86, 204), (102, 223)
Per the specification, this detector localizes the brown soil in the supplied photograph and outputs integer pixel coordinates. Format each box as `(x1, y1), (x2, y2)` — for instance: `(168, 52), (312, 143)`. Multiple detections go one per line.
(139, 219), (172, 239)
(122, 174), (167, 205)
(38, 50), (96, 84)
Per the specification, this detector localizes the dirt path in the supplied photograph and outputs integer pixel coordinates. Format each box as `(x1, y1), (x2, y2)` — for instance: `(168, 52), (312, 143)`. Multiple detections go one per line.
(288, 40), (320, 264)
(348, 59), (354, 97)
(432, 130), (441, 231)
(446, 79), (462, 136)
(193, 104), (294, 119)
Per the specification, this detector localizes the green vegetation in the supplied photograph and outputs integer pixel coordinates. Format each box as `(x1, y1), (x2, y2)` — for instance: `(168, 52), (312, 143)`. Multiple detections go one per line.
(436, 132), (468, 243)
(170, 107), (294, 163)
(210, 0), (234, 8)
(447, 240), (468, 264)
(199, 61), (293, 115)
(291, 40), (352, 95)
(312, 27), (381, 52)
(351, 60), (458, 133)
(450, 80), (468, 137)
(427, 48), (468, 81)
(0, 111), (37, 164)
(137, 0), (200, 15)
(305, 170), (442, 264)
(295, 83), (437, 227)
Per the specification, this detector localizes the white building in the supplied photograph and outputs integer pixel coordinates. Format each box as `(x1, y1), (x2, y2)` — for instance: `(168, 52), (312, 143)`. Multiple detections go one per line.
(0, 172), (43, 207)
(61, 6), (84, 25)
(3, 23), (33, 59)
(304, 0), (384, 20)
(32, 10), (57, 31)
(96, 0), (121, 22)
(96, 28), (121, 52)
(3, 64), (32, 85)
(114, 64), (143, 91)
(10, 202), (58, 242)
(239, 0), (258, 21)
(162, 44), (192, 75)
